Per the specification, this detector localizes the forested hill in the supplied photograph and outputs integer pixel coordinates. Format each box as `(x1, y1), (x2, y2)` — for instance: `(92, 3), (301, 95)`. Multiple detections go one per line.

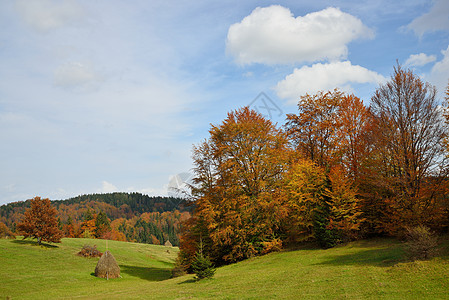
(0, 193), (190, 246)
(54, 192), (189, 214)
(1, 192), (188, 223)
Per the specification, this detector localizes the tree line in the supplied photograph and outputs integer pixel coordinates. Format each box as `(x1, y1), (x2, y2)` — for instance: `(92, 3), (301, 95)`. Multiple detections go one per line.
(178, 65), (449, 270)
(0, 193), (189, 246)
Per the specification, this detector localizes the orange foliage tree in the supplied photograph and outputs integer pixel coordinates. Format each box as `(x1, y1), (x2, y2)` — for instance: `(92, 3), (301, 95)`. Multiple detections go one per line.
(286, 89), (343, 169)
(338, 94), (374, 185)
(325, 166), (365, 241)
(285, 90), (372, 181)
(63, 216), (77, 238)
(80, 209), (97, 238)
(285, 90), (367, 245)
(0, 221), (16, 239)
(181, 107), (290, 266)
(280, 158), (327, 242)
(17, 197), (63, 244)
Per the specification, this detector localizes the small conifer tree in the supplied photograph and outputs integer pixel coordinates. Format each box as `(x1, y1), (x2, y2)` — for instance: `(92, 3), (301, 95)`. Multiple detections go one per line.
(192, 237), (215, 280)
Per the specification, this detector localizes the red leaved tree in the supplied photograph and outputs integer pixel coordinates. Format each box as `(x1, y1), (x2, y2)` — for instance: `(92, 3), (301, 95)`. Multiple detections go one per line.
(17, 196), (63, 245)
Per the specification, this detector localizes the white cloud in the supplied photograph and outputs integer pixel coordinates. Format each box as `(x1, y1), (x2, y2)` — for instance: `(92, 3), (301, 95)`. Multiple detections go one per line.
(404, 53), (437, 67)
(100, 181), (118, 193)
(15, 0), (85, 32)
(429, 45), (449, 97)
(136, 186), (169, 197)
(276, 61), (385, 103)
(54, 62), (103, 92)
(97, 183), (168, 197)
(226, 5), (374, 65)
(407, 0), (449, 37)
(243, 71), (254, 78)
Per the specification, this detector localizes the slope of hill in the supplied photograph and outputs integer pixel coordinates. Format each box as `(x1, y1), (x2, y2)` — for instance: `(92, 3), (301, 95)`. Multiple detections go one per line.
(1, 237), (448, 299)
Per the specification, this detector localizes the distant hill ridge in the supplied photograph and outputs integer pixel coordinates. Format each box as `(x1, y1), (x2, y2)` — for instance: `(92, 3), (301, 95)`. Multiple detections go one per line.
(53, 192), (189, 214)
(0, 192), (189, 232)
(1, 192), (188, 214)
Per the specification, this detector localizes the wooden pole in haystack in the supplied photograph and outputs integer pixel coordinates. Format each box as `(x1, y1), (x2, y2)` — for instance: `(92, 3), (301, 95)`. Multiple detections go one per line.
(106, 239), (109, 280)
(106, 246), (109, 280)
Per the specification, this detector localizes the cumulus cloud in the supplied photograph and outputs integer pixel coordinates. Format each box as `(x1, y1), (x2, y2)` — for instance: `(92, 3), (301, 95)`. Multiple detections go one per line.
(407, 0), (449, 37)
(54, 62), (103, 92)
(428, 45), (449, 97)
(404, 53), (437, 67)
(100, 181), (118, 193)
(226, 5), (374, 65)
(276, 61), (385, 103)
(15, 0), (85, 32)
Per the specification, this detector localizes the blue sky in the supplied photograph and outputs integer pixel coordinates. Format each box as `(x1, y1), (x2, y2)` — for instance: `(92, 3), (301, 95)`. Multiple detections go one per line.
(0, 0), (448, 205)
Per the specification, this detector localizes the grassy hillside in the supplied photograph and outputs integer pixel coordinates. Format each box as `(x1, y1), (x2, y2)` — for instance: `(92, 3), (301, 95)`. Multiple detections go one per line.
(1, 237), (448, 299)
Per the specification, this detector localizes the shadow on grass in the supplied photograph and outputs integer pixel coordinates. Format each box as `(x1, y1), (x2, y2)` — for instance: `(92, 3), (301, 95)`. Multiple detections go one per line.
(436, 236), (449, 259)
(12, 239), (59, 248)
(316, 247), (405, 267)
(119, 265), (172, 281)
(178, 279), (196, 284)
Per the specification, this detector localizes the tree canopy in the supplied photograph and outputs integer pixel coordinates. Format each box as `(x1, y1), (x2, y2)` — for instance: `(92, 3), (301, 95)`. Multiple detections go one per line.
(17, 197), (62, 245)
(179, 66), (449, 270)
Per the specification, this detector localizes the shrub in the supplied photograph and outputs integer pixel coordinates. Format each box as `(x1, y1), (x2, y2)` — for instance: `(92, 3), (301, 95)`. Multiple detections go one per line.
(0, 222), (16, 239)
(192, 251), (215, 281)
(404, 225), (438, 260)
(77, 244), (103, 258)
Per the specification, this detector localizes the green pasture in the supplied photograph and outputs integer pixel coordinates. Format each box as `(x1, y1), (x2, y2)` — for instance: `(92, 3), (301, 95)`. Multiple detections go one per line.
(1, 237), (448, 299)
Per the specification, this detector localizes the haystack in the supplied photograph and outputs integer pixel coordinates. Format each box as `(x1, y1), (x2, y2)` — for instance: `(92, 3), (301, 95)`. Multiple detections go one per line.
(164, 239), (173, 247)
(94, 250), (120, 279)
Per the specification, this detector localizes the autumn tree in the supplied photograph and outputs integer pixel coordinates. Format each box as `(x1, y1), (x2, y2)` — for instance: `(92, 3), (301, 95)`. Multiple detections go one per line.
(17, 197), (62, 245)
(0, 221), (16, 239)
(182, 107), (290, 265)
(281, 159), (364, 248)
(285, 90), (372, 182)
(338, 94), (374, 185)
(63, 216), (76, 238)
(281, 158), (327, 243)
(285, 90), (368, 245)
(286, 90), (343, 169)
(324, 166), (364, 241)
(369, 65), (447, 234)
(80, 209), (97, 238)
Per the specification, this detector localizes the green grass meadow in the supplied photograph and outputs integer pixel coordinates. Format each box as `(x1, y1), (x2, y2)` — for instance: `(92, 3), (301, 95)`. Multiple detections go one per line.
(1, 237), (448, 299)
